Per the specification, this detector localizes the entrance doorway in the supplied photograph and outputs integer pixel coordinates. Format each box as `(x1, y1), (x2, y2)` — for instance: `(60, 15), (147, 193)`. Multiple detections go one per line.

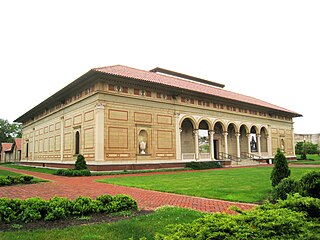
(213, 140), (219, 159)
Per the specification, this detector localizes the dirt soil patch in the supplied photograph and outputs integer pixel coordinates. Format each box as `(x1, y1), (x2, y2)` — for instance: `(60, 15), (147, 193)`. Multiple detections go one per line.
(0, 210), (153, 232)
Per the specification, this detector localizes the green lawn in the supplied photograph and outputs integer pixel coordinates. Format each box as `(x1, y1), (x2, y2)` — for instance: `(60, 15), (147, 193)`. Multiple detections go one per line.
(98, 166), (320, 203)
(0, 168), (47, 185)
(2, 163), (58, 175)
(0, 207), (204, 240)
(0, 169), (24, 177)
(292, 154), (320, 165)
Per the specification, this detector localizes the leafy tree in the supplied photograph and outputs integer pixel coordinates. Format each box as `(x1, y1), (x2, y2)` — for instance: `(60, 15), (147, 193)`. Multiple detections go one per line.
(271, 148), (291, 187)
(295, 141), (319, 156)
(0, 119), (22, 144)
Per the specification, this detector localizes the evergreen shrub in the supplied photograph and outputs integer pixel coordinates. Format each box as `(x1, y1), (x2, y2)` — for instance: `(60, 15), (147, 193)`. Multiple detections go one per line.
(271, 148), (290, 187)
(75, 154), (87, 170)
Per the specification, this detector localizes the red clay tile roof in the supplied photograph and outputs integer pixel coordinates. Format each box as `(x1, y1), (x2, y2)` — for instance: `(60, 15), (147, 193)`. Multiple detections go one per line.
(14, 138), (22, 151)
(93, 65), (300, 116)
(1, 143), (13, 152)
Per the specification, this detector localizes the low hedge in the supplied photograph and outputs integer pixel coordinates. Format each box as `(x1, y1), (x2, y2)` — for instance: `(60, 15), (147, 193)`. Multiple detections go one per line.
(270, 171), (320, 201)
(156, 194), (320, 240)
(0, 175), (34, 186)
(186, 161), (222, 170)
(55, 169), (91, 177)
(0, 194), (137, 223)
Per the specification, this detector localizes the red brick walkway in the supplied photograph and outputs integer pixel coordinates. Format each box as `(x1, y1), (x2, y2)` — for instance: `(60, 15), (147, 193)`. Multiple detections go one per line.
(0, 166), (256, 214)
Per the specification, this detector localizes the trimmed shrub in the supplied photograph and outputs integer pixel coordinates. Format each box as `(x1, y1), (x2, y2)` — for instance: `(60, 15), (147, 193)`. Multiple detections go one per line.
(186, 161), (222, 170)
(96, 194), (114, 212)
(72, 196), (98, 215)
(109, 194), (138, 213)
(19, 198), (47, 223)
(0, 175), (34, 186)
(55, 169), (91, 177)
(275, 193), (320, 219)
(271, 148), (290, 187)
(156, 195), (319, 240)
(299, 171), (320, 198)
(0, 194), (138, 223)
(45, 197), (73, 221)
(75, 154), (87, 170)
(156, 207), (313, 240)
(270, 177), (299, 201)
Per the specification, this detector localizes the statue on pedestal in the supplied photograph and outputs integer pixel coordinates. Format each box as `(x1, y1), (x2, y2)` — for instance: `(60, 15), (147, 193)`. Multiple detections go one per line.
(139, 140), (146, 154)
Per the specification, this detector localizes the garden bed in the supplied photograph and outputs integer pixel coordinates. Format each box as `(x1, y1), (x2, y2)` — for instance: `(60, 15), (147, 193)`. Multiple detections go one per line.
(0, 210), (152, 232)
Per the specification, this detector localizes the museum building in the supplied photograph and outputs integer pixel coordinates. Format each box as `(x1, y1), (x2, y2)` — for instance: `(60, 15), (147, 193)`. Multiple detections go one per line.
(15, 65), (302, 170)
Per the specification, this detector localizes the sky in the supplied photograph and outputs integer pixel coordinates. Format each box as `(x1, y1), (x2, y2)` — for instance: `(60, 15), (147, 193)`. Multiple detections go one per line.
(0, 0), (319, 134)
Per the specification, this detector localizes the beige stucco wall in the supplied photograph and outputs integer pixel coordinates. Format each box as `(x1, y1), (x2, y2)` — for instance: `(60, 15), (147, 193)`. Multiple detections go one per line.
(20, 79), (296, 163)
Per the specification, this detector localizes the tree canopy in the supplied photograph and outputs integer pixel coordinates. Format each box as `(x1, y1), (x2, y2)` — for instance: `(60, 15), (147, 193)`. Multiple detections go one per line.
(0, 119), (22, 144)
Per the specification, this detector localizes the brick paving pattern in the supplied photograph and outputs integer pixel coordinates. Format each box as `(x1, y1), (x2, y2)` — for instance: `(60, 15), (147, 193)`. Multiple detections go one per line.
(0, 166), (256, 214)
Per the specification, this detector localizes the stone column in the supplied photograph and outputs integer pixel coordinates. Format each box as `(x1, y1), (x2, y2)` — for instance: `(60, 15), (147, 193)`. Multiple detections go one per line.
(60, 117), (64, 161)
(247, 134), (251, 154)
(209, 131), (215, 160)
(175, 113), (182, 160)
(236, 133), (241, 159)
(291, 127), (296, 156)
(95, 102), (105, 161)
(193, 129), (199, 160)
(257, 134), (262, 156)
(223, 131), (228, 155)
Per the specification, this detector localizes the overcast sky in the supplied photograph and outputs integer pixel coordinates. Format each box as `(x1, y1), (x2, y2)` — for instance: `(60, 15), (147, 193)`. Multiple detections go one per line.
(1, 1), (319, 134)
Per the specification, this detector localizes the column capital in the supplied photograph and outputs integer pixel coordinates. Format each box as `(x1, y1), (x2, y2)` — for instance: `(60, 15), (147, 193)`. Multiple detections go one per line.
(209, 131), (215, 136)
(95, 101), (105, 109)
(179, 128), (183, 133)
(222, 131), (228, 137)
(193, 129), (199, 135)
(235, 133), (241, 137)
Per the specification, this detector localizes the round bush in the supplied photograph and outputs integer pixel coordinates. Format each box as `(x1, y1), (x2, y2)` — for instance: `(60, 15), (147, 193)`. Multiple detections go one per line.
(299, 171), (320, 198)
(271, 177), (299, 201)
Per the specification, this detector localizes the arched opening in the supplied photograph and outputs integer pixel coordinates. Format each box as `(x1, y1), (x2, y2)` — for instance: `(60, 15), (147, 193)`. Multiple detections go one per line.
(138, 130), (148, 154)
(250, 126), (258, 153)
(181, 118), (195, 160)
(26, 142), (29, 159)
(75, 131), (80, 155)
(260, 127), (268, 154)
(227, 124), (237, 157)
(240, 125), (249, 155)
(199, 120), (210, 159)
(213, 121), (224, 159)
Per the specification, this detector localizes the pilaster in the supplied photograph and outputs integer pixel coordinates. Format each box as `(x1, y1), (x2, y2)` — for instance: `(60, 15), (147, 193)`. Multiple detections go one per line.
(95, 102), (105, 161)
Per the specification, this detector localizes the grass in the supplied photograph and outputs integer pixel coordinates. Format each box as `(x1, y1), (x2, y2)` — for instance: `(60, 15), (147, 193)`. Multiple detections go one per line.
(0, 168), (47, 185)
(2, 163), (58, 174)
(0, 169), (24, 177)
(0, 207), (204, 240)
(2, 163), (190, 176)
(292, 154), (320, 165)
(98, 166), (320, 203)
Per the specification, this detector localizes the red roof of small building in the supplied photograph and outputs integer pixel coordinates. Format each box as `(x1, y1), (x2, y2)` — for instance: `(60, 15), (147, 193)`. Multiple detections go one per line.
(1, 143), (13, 152)
(14, 138), (22, 151)
(93, 65), (300, 116)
